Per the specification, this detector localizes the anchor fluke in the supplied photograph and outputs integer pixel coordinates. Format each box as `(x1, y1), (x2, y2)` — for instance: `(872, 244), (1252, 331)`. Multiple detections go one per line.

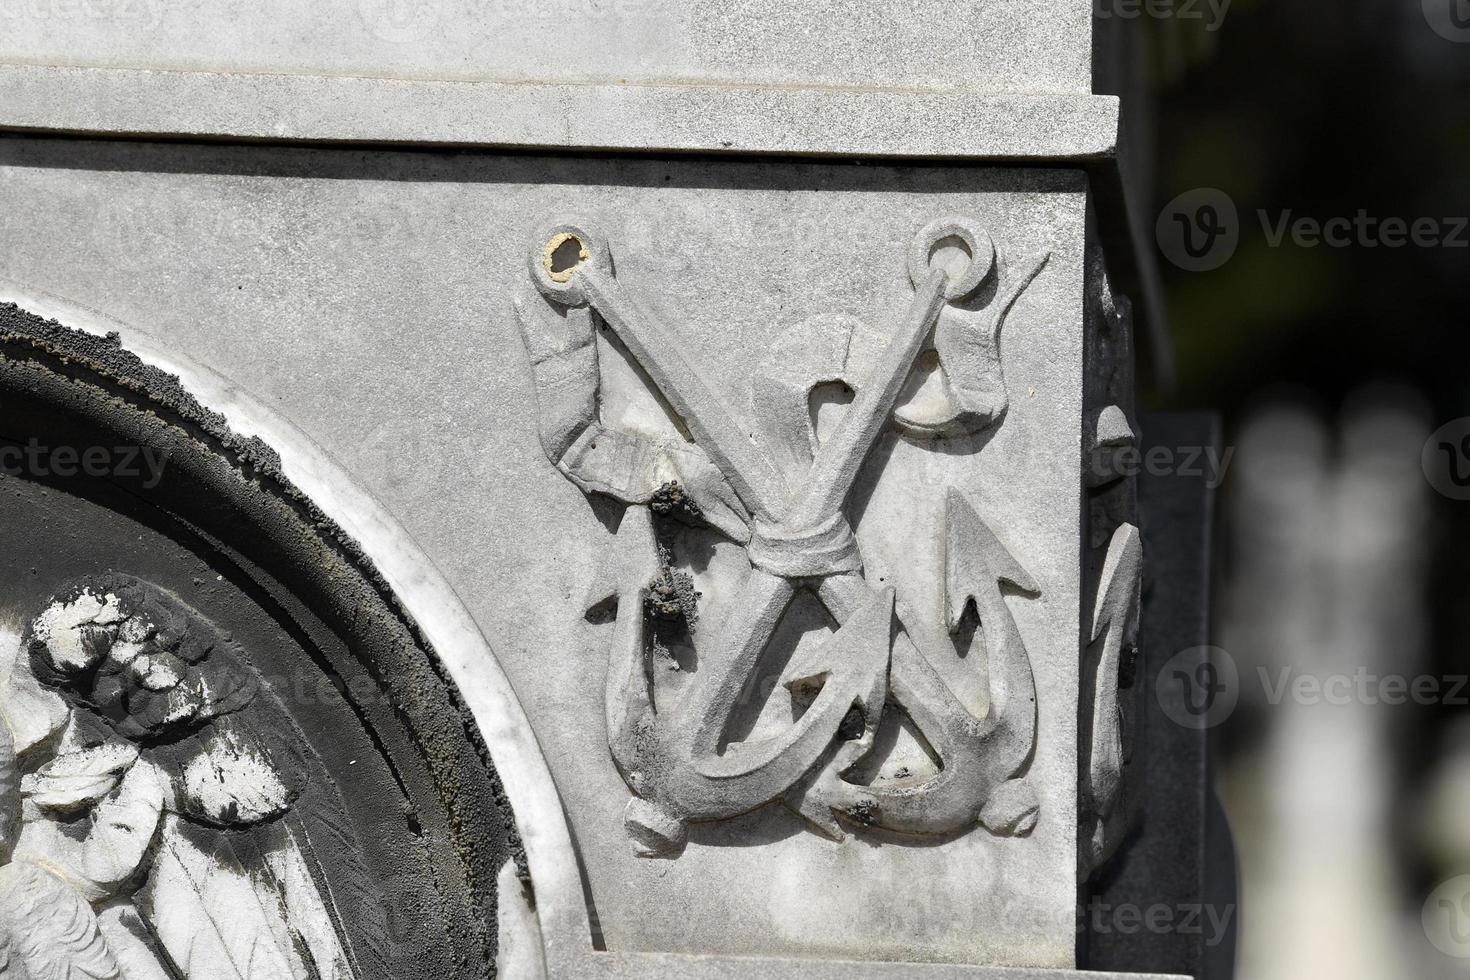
(945, 489), (1040, 631)
(1086, 521), (1143, 811)
(593, 506), (664, 780)
(784, 585), (894, 706)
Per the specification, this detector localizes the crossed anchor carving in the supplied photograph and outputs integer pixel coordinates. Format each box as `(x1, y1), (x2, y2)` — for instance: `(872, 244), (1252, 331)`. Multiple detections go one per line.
(516, 216), (1050, 854)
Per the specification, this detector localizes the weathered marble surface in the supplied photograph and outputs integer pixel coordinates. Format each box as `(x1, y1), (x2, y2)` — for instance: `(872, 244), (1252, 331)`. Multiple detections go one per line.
(0, 0), (1088, 94)
(0, 139), (1137, 973)
(0, 64), (1120, 161)
(0, 0), (1193, 970)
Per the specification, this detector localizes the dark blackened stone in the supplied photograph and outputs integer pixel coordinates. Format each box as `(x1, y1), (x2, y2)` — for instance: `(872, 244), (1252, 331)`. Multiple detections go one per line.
(649, 480), (703, 521)
(1118, 643), (1139, 689)
(837, 706), (865, 741)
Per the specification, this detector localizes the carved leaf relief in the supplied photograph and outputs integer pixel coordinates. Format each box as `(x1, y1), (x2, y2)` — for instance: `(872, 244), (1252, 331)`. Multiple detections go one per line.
(0, 575), (364, 980)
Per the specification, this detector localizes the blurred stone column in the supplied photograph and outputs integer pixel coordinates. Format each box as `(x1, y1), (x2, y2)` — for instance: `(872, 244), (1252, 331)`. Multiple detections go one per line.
(1223, 388), (1428, 980)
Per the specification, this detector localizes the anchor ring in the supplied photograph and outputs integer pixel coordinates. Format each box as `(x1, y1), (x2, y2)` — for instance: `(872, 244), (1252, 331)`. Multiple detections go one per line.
(908, 216), (995, 301)
(528, 219), (610, 306)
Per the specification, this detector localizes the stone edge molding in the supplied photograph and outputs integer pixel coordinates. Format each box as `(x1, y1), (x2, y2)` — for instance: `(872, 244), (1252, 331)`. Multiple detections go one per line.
(0, 63), (1119, 161)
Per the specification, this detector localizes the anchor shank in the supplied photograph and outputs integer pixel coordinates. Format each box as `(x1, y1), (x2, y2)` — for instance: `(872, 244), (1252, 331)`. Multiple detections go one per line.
(677, 567), (796, 753)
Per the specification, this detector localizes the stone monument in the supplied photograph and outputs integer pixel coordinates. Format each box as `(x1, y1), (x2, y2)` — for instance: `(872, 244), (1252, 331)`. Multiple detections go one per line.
(0, 2), (1231, 977)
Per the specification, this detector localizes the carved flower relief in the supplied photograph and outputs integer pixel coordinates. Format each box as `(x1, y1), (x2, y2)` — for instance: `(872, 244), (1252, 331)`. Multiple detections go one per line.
(0, 575), (354, 980)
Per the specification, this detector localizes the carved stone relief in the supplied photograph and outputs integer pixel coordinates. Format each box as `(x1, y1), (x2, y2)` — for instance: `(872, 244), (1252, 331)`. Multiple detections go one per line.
(1, 575), (357, 979)
(1081, 241), (1145, 875)
(517, 215), (1058, 855)
(0, 148), (1156, 969)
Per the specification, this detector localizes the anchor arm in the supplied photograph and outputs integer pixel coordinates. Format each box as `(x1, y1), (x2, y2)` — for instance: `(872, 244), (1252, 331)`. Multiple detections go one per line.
(676, 568), (796, 755)
(944, 489), (1039, 733)
(793, 574), (978, 835)
(654, 574), (891, 826)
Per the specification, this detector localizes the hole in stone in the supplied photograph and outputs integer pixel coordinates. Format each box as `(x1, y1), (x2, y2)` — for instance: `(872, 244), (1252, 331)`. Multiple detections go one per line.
(544, 232), (588, 283)
(550, 235), (584, 273)
(928, 234), (972, 281)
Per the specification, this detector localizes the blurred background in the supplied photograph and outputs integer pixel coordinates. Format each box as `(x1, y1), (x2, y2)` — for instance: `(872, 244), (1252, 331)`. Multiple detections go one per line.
(1133, 1), (1470, 975)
